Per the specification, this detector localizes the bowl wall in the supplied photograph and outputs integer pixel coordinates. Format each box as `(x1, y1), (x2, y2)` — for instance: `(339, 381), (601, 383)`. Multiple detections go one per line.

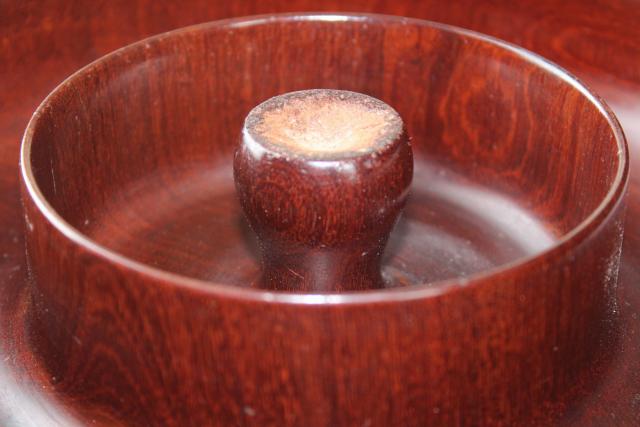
(20, 14), (628, 426)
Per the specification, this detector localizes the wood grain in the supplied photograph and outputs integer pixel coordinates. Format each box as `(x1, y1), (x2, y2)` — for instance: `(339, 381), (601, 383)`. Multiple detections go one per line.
(1, 1), (640, 426)
(18, 14), (627, 427)
(235, 89), (413, 291)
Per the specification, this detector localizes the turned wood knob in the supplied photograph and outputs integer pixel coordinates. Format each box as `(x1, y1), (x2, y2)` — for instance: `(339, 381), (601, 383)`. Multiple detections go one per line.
(234, 89), (413, 292)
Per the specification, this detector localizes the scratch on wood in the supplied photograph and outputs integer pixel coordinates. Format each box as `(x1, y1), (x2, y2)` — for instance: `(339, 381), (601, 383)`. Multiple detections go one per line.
(286, 267), (303, 280)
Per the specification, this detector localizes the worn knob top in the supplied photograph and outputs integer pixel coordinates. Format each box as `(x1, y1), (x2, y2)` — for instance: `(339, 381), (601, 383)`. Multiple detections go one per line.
(244, 89), (403, 158)
(234, 89), (413, 292)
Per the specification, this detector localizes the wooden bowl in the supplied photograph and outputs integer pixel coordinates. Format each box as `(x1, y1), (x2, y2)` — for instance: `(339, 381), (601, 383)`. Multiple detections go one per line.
(19, 13), (628, 426)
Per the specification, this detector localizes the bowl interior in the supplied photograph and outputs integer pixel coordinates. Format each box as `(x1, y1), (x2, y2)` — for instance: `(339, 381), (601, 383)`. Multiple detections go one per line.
(24, 14), (624, 289)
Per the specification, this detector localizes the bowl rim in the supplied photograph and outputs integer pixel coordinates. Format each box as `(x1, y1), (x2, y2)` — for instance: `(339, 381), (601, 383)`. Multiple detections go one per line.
(20, 12), (630, 305)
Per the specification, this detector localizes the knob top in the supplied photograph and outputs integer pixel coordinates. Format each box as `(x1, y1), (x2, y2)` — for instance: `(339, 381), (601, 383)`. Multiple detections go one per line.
(244, 89), (403, 159)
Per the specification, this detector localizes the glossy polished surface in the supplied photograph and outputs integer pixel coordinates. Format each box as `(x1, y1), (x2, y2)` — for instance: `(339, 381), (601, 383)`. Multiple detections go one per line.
(2, 1), (640, 426)
(85, 160), (557, 288)
(18, 14), (627, 427)
(235, 89), (413, 291)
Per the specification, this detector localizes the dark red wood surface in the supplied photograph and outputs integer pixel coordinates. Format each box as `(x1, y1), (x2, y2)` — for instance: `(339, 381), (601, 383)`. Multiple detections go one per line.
(235, 89), (413, 292)
(1, 1), (640, 426)
(20, 18), (627, 425)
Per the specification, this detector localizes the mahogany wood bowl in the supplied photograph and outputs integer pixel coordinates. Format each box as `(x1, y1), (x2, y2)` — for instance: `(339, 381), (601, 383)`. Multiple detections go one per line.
(19, 14), (628, 426)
